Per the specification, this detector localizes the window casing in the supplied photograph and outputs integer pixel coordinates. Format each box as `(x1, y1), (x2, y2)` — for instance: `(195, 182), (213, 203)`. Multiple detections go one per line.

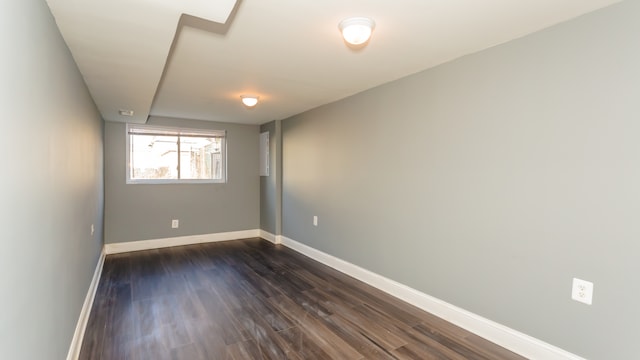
(126, 124), (226, 184)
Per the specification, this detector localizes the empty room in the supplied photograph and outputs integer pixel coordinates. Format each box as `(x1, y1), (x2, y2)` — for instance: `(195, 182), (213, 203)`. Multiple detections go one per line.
(2, 0), (638, 359)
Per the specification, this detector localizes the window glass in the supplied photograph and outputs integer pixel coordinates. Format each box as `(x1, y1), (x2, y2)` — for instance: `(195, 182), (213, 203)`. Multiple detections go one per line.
(127, 125), (226, 184)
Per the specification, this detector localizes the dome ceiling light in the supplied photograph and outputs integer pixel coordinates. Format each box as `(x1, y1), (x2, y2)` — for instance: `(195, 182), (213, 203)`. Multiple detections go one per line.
(240, 95), (259, 108)
(338, 17), (376, 46)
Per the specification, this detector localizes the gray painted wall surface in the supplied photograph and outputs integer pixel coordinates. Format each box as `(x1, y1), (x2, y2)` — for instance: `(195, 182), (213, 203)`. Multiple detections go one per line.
(260, 121), (279, 234)
(274, 120), (283, 236)
(260, 120), (282, 235)
(282, 2), (638, 358)
(105, 116), (259, 243)
(0, 1), (105, 359)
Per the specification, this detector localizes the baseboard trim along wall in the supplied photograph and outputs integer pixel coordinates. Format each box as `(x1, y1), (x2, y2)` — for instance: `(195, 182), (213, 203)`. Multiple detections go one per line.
(103, 229), (261, 254)
(259, 230), (283, 245)
(66, 250), (106, 360)
(278, 236), (586, 360)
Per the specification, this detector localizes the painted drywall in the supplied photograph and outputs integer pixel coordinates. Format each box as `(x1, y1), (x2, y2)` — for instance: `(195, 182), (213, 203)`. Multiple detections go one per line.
(0, 1), (105, 359)
(260, 121), (277, 233)
(260, 120), (283, 235)
(281, 1), (639, 359)
(104, 116), (259, 243)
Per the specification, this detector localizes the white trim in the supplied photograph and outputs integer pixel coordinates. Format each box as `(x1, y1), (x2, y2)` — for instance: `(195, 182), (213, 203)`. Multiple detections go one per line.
(259, 230), (276, 244)
(259, 230), (283, 245)
(104, 229), (261, 254)
(279, 236), (585, 360)
(66, 249), (106, 360)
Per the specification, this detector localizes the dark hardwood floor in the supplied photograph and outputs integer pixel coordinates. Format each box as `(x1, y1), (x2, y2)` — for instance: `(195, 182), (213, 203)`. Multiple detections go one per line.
(79, 238), (526, 359)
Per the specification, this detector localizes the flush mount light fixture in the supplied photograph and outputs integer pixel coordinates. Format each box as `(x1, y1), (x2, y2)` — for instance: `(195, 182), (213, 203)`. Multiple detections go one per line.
(240, 95), (259, 108)
(118, 109), (134, 116)
(338, 17), (375, 45)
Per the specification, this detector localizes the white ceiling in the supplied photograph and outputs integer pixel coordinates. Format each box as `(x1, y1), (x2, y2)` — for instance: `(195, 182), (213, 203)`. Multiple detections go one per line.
(45, 0), (620, 125)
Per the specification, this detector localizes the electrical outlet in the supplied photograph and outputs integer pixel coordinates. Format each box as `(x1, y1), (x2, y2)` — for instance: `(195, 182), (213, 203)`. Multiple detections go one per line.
(91, 224), (94, 236)
(171, 219), (179, 229)
(313, 216), (318, 226)
(571, 278), (594, 305)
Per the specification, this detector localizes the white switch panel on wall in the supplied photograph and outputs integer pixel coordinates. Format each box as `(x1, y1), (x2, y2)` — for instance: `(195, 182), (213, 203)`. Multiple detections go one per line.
(259, 132), (269, 176)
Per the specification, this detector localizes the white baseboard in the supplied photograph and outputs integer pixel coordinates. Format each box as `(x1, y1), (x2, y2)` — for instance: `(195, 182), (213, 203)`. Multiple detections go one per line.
(279, 236), (585, 360)
(259, 230), (282, 245)
(104, 229), (261, 254)
(66, 249), (106, 360)
(259, 230), (276, 244)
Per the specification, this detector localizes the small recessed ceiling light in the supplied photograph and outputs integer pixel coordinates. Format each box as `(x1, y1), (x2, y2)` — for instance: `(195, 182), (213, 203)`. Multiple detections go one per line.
(339, 17), (375, 46)
(240, 95), (259, 108)
(118, 109), (134, 116)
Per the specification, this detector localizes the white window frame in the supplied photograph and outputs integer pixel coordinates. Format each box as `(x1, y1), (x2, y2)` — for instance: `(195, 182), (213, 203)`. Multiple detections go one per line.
(126, 124), (227, 184)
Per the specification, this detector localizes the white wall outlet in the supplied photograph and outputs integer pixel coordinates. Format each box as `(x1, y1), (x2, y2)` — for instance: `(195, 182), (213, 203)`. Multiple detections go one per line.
(171, 219), (179, 229)
(313, 216), (318, 227)
(571, 278), (594, 305)
(91, 224), (94, 236)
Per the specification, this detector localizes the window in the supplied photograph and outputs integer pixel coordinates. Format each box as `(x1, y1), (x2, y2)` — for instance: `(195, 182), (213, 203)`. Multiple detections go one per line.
(126, 124), (226, 184)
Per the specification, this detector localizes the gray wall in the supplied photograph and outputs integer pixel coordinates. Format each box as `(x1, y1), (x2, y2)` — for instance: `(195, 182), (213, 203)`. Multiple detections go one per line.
(0, 1), (105, 359)
(259, 121), (277, 234)
(105, 116), (259, 243)
(259, 120), (282, 235)
(281, 2), (639, 359)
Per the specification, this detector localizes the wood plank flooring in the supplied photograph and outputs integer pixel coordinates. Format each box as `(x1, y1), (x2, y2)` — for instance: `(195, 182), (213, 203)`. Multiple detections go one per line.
(79, 238), (526, 359)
